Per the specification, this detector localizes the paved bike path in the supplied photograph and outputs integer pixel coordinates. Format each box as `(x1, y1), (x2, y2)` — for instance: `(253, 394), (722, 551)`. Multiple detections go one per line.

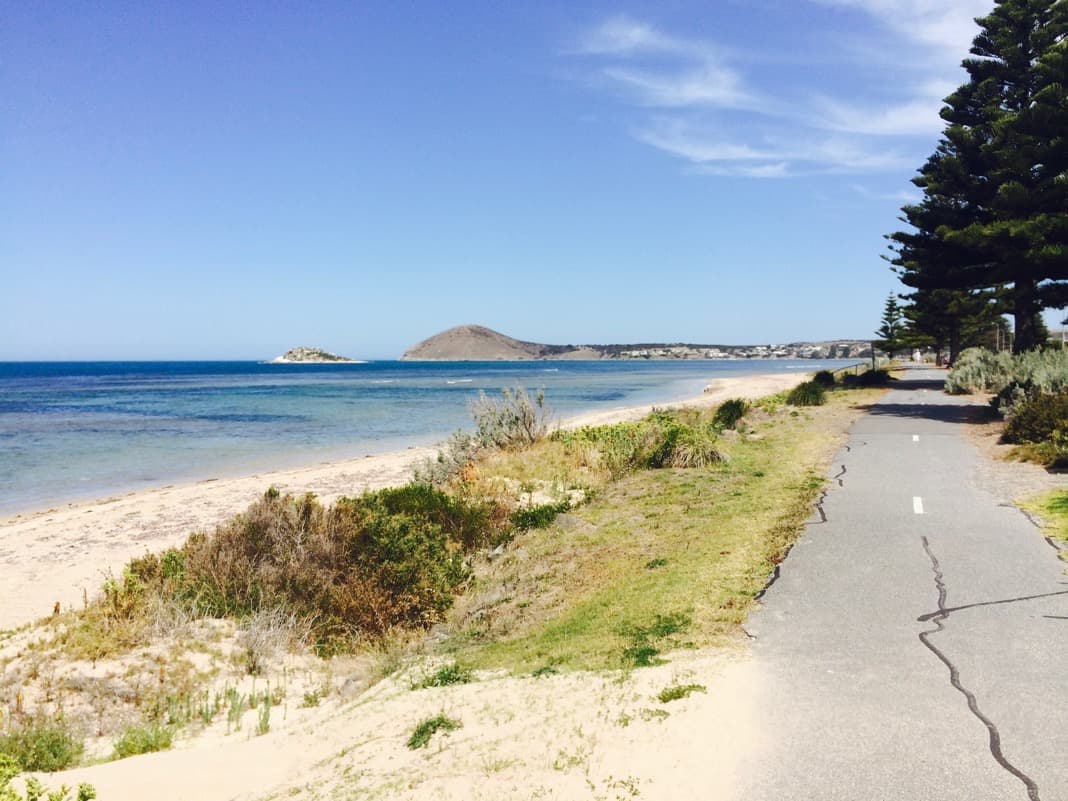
(733, 368), (1068, 801)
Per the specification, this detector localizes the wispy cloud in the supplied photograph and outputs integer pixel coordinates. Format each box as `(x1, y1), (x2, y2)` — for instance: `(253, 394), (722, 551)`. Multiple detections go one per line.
(812, 0), (991, 56)
(850, 183), (923, 203)
(634, 118), (914, 179)
(569, 7), (989, 179)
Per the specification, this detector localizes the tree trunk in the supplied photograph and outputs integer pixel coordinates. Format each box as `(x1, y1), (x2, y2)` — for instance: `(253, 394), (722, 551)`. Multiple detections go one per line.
(1013, 279), (1038, 354)
(935, 335), (946, 367)
(949, 326), (962, 364)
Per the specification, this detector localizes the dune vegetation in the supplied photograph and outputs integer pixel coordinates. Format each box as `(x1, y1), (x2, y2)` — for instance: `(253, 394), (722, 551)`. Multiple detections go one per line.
(0, 377), (882, 792)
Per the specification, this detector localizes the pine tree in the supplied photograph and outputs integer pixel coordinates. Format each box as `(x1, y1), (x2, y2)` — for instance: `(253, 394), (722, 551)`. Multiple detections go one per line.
(887, 0), (1068, 353)
(875, 294), (905, 358)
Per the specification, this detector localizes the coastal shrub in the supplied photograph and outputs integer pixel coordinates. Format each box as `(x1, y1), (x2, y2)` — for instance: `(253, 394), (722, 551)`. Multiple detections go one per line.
(413, 386), (552, 487)
(712, 398), (748, 430)
(945, 348), (1013, 394)
(786, 381), (826, 407)
(660, 425), (726, 468)
(812, 370), (836, 388)
(1001, 393), (1068, 444)
(945, 348), (1068, 412)
(470, 386), (552, 450)
(0, 716), (83, 773)
(176, 490), (478, 644)
(112, 723), (173, 759)
(117, 487), (509, 649)
(412, 429), (480, 488)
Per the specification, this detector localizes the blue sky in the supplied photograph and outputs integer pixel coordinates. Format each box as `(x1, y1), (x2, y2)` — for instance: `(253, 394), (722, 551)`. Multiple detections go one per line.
(2, 0), (999, 360)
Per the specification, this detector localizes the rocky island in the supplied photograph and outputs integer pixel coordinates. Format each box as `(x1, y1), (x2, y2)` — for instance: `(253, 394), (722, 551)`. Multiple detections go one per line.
(401, 324), (872, 361)
(270, 347), (363, 364)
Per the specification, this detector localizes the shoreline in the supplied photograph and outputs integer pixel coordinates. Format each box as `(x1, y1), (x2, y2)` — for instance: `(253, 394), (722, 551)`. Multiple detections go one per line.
(0, 371), (808, 631)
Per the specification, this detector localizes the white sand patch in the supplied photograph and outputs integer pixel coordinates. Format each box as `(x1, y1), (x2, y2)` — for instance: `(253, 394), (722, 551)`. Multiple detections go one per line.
(42, 649), (761, 801)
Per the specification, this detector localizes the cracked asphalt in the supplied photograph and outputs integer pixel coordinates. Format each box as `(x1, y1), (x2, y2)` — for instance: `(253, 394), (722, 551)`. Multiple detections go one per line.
(733, 367), (1068, 801)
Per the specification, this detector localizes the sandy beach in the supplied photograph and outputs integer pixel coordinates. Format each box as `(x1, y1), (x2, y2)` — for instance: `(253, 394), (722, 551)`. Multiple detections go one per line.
(0, 371), (806, 632)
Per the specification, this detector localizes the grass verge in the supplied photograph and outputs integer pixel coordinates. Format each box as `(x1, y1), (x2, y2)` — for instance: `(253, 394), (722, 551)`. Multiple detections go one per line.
(445, 388), (880, 672)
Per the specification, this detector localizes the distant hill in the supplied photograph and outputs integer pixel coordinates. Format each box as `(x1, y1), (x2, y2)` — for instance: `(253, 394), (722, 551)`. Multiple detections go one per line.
(401, 325), (601, 361)
(401, 325), (873, 361)
(270, 346), (362, 364)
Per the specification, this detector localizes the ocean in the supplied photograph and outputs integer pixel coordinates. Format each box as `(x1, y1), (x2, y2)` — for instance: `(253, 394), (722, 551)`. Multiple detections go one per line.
(0, 359), (856, 515)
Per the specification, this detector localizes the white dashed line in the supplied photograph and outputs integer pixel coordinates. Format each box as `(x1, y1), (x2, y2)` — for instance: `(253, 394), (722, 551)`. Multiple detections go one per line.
(913, 496), (924, 515)
(912, 435), (919, 442)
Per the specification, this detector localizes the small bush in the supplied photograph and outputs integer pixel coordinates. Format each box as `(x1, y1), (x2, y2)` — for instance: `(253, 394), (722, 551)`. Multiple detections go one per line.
(412, 430), (481, 488)
(112, 723), (173, 759)
(470, 386), (552, 450)
(0, 716), (83, 773)
(406, 715), (462, 749)
(1002, 393), (1068, 444)
(415, 663), (473, 689)
(812, 370), (836, 388)
(947, 347), (1068, 399)
(662, 426), (726, 468)
(945, 348), (1014, 394)
(165, 486), (507, 649)
(712, 398), (748, 430)
(786, 381), (826, 407)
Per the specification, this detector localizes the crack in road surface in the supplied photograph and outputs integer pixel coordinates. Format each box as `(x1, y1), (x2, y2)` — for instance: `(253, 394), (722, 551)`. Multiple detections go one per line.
(833, 464), (846, 487)
(915, 588), (1068, 622)
(918, 536), (1041, 801)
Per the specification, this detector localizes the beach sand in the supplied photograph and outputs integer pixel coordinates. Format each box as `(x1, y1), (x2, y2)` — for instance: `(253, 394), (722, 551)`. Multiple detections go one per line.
(0, 371), (806, 632)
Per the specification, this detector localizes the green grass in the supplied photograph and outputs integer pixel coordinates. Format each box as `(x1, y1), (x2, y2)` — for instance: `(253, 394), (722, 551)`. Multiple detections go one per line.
(452, 390), (879, 673)
(1021, 491), (1068, 547)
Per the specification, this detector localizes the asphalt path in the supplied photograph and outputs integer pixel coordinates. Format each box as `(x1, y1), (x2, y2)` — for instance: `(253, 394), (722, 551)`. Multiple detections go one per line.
(734, 366), (1068, 801)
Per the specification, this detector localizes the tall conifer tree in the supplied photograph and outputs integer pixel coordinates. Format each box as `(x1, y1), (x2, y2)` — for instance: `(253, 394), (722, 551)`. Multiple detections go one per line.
(888, 0), (1068, 353)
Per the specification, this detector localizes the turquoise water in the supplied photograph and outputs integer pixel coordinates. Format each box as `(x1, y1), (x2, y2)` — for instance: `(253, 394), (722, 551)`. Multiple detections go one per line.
(0, 359), (855, 515)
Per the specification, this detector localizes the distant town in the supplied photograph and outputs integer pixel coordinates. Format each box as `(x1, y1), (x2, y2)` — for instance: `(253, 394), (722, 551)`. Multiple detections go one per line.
(602, 341), (874, 360)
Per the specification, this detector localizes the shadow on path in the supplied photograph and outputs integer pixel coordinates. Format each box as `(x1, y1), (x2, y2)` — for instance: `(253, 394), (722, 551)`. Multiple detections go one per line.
(861, 375), (997, 426)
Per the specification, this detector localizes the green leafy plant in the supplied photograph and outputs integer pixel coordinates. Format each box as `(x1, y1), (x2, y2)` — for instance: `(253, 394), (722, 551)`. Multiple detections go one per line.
(0, 716), (83, 773)
(112, 723), (173, 759)
(406, 715), (462, 749)
(1002, 393), (1068, 444)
